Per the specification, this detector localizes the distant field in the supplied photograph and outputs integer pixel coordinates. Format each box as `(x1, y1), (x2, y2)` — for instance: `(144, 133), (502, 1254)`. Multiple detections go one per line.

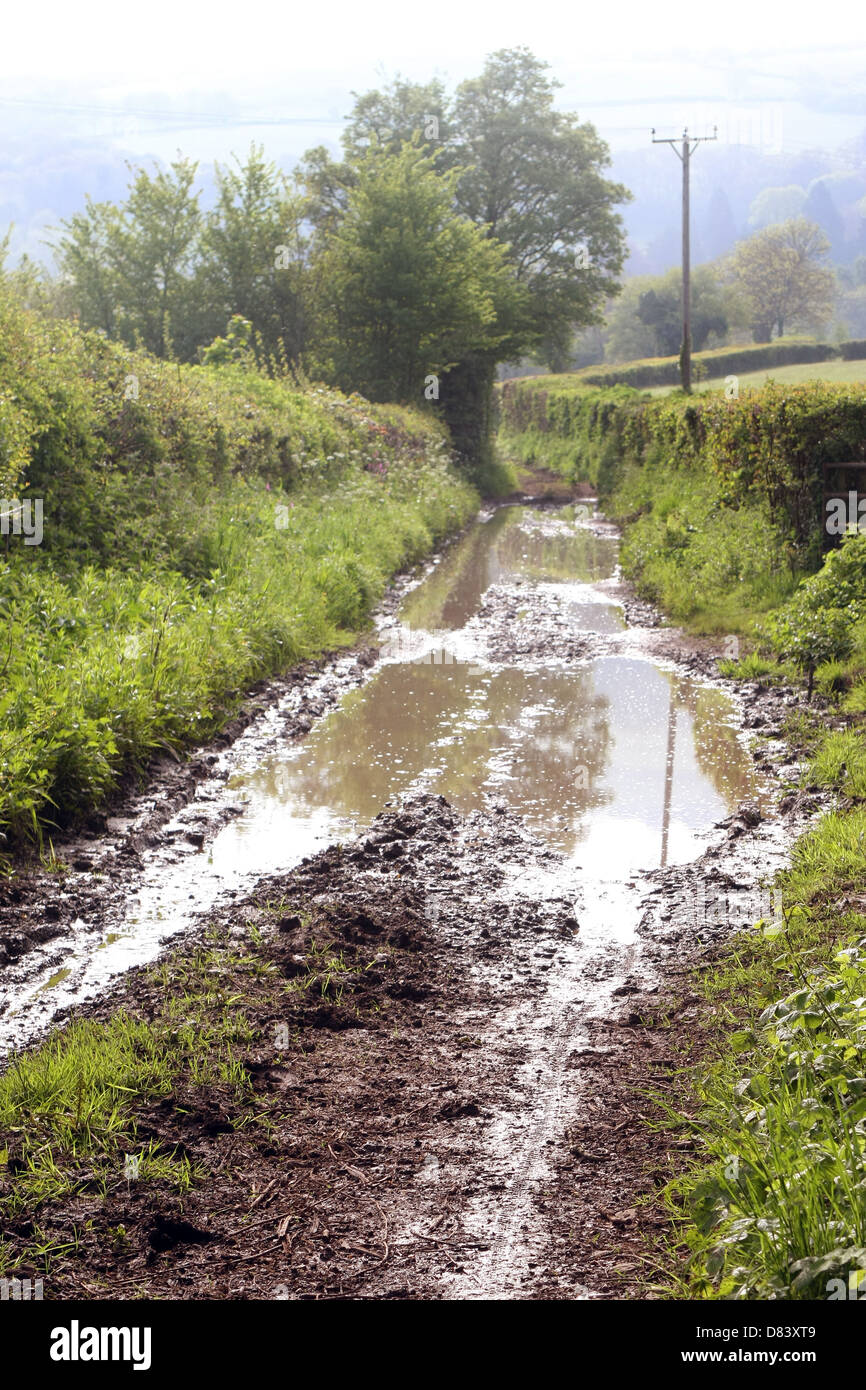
(648, 358), (866, 396)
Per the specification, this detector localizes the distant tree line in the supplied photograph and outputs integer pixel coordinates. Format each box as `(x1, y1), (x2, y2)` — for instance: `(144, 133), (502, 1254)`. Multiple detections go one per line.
(566, 216), (848, 369)
(18, 48), (631, 467)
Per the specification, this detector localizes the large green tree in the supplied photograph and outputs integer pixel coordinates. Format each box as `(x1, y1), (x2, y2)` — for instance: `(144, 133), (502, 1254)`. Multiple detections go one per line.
(315, 142), (526, 406)
(729, 218), (835, 341)
(450, 49), (628, 357)
(55, 158), (203, 358)
(300, 48), (629, 462)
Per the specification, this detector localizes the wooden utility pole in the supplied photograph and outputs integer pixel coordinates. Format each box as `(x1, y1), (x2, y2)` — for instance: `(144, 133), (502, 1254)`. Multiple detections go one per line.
(651, 126), (717, 393)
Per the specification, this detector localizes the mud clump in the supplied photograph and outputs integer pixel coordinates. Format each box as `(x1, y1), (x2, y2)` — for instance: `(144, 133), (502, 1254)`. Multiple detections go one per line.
(0, 794), (554, 1300)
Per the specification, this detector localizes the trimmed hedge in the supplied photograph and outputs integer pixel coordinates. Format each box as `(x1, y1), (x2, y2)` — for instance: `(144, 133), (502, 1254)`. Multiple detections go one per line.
(572, 341), (843, 390)
(497, 377), (866, 560)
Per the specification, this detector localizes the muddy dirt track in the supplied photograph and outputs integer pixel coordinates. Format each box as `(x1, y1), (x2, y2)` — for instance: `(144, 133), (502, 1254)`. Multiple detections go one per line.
(0, 487), (829, 1300)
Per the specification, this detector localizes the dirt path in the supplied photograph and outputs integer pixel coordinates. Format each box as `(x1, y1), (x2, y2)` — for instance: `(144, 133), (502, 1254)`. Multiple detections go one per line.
(0, 493), (828, 1300)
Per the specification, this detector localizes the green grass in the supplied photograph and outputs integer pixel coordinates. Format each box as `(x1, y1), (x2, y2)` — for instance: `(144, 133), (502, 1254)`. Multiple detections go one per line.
(0, 460), (477, 852)
(808, 730), (866, 799)
(0, 279), (479, 852)
(663, 830), (866, 1299)
(0, 944), (260, 1247)
(607, 456), (800, 634)
(647, 359), (866, 397)
(662, 651), (866, 1299)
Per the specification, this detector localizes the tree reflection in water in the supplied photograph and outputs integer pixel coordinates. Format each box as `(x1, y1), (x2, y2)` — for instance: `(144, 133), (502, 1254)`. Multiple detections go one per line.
(226, 654), (767, 871)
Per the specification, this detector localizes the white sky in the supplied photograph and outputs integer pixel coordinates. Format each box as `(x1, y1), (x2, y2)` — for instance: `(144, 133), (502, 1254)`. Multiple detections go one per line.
(1, 0), (864, 178)
(4, 0), (866, 83)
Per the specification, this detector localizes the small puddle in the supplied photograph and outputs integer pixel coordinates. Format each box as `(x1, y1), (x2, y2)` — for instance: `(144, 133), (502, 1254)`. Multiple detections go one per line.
(1, 504), (769, 1053)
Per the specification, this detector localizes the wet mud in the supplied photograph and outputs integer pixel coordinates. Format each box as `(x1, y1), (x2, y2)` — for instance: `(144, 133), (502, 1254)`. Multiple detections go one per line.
(0, 487), (829, 1299)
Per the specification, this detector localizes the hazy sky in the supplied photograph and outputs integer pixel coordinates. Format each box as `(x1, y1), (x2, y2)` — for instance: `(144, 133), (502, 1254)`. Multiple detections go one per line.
(5, 1), (866, 82)
(3, 0), (866, 268)
(3, 0), (866, 160)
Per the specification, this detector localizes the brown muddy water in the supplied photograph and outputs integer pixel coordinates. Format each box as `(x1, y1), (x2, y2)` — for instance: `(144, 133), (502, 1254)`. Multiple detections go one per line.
(0, 503), (771, 1057)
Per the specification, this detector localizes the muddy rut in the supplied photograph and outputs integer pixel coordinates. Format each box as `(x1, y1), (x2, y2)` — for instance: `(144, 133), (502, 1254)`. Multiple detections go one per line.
(0, 496), (826, 1300)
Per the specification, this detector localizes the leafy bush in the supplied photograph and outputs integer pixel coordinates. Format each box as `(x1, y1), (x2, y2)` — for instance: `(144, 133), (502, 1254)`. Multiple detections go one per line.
(0, 279), (479, 851)
(763, 533), (866, 683)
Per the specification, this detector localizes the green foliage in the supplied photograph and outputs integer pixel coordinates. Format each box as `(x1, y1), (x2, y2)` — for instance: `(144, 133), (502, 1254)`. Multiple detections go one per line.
(0, 946), (260, 1230)
(809, 729), (866, 799)
(499, 375), (866, 567)
(763, 533), (866, 676)
(497, 374), (866, 634)
(667, 814), (866, 1300)
(728, 218), (835, 341)
(200, 314), (255, 367)
(304, 49), (630, 376)
(54, 158), (204, 359)
(605, 265), (739, 364)
(298, 48), (630, 460)
(45, 49), (632, 469)
(0, 280), (478, 851)
(316, 141), (526, 404)
(198, 146), (311, 366)
(613, 461), (797, 631)
(448, 47), (629, 359)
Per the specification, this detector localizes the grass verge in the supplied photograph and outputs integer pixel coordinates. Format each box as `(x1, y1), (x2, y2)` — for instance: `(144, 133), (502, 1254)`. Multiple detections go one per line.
(0, 277), (479, 853)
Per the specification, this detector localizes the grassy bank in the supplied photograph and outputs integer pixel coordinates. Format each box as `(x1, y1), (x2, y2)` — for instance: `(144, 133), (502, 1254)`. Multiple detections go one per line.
(665, 764), (866, 1298)
(497, 374), (866, 633)
(498, 362), (866, 1299)
(661, 535), (866, 1299)
(0, 280), (478, 854)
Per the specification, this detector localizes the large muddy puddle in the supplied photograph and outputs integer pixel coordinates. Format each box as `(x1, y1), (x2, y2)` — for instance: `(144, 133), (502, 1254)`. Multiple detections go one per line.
(1, 504), (769, 1052)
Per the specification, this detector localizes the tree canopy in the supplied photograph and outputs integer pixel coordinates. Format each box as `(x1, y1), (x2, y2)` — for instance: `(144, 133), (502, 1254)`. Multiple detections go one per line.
(302, 48), (630, 375)
(728, 217), (835, 340)
(314, 142), (527, 403)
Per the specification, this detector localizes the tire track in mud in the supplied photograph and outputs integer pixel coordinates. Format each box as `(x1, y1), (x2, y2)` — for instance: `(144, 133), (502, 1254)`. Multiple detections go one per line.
(0, 497), (831, 1299)
(429, 794), (817, 1300)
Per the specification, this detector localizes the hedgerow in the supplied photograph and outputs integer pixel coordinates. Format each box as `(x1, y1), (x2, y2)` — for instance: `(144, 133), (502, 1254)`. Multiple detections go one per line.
(0, 280), (478, 851)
